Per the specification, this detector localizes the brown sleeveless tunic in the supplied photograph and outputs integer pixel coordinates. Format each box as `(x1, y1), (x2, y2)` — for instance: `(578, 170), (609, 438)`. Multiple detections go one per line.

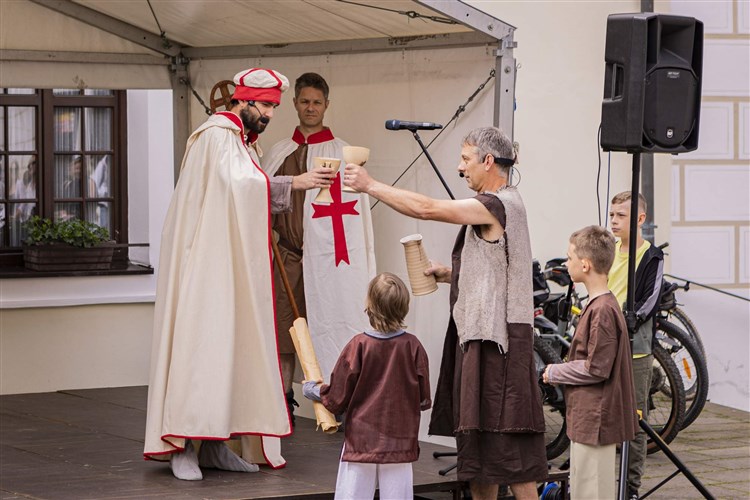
(428, 192), (547, 485)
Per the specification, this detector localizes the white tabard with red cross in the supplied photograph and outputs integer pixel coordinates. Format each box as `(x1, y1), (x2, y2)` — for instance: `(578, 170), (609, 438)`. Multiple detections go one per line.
(263, 130), (376, 380)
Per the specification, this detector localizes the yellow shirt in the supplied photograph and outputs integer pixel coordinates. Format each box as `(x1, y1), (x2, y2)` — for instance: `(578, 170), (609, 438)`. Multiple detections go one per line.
(608, 239), (651, 309)
(608, 239), (651, 358)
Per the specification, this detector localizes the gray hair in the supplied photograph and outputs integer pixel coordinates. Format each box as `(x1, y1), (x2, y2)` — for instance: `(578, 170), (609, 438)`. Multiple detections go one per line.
(461, 127), (515, 176)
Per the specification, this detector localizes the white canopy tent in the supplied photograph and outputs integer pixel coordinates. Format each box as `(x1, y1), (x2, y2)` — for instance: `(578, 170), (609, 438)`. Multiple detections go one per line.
(1, 0), (518, 180)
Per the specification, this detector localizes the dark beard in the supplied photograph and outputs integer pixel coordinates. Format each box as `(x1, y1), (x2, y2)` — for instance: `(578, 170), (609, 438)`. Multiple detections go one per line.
(240, 106), (267, 135)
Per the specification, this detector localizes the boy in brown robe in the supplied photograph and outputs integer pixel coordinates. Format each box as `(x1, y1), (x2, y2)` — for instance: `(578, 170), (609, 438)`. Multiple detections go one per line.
(543, 225), (638, 499)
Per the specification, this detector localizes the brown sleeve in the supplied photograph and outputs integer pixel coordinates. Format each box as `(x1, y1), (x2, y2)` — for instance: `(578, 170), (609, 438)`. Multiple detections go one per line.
(319, 338), (362, 415)
(416, 342), (432, 411)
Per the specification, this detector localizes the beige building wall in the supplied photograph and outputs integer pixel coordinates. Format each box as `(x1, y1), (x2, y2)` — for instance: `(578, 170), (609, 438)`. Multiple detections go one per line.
(0, 304), (153, 394)
(657, 0), (750, 411)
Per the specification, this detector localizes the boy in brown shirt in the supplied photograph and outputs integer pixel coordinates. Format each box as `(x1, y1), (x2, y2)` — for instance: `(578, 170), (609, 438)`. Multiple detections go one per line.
(543, 225), (638, 499)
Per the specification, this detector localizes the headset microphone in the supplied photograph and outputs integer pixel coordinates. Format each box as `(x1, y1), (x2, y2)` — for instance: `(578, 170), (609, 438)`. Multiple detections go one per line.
(248, 101), (270, 124)
(459, 172), (465, 178)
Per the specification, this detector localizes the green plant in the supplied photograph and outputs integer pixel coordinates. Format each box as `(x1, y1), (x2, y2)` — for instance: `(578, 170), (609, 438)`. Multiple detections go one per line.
(24, 216), (111, 248)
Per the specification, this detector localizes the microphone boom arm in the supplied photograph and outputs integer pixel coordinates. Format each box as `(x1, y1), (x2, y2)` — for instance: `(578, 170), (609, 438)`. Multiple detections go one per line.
(411, 130), (455, 200)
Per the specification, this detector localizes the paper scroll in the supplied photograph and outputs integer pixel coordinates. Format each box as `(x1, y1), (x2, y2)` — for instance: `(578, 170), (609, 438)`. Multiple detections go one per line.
(289, 317), (339, 434)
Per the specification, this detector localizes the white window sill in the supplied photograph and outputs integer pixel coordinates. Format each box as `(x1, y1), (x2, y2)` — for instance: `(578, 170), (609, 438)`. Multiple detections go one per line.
(0, 273), (157, 309)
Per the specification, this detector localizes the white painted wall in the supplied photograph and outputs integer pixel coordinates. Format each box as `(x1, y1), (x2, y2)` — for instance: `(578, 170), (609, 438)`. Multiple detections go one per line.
(677, 288), (750, 412)
(0, 303), (154, 394)
(661, 0), (750, 413)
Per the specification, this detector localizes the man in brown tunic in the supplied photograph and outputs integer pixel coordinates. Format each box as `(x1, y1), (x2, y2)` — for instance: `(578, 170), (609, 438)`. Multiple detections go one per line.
(344, 127), (547, 500)
(263, 74), (375, 422)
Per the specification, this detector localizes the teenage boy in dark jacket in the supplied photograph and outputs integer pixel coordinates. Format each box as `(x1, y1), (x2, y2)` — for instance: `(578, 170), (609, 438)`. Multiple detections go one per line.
(608, 191), (664, 499)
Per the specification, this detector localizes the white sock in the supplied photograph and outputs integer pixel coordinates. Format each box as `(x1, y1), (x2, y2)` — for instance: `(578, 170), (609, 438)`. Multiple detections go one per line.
(198, 440), (259, 473)
(170, 440), (203, 481)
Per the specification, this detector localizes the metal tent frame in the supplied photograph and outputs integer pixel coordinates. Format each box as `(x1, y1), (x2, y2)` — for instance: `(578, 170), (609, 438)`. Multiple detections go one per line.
(7, 0), (517, 179)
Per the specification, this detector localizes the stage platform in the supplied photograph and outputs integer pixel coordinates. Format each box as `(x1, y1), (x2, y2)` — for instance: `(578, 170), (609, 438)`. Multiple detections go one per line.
(0, 385), (470, 499)
(3, 386), (746, 498)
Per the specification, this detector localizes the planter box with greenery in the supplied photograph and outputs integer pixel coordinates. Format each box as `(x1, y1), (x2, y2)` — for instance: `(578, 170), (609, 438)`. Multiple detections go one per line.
(23, 216), (115, 271)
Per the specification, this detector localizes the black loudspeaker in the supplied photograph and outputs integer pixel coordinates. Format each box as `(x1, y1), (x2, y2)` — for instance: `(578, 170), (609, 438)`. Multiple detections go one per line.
(601, 13), (703, 153)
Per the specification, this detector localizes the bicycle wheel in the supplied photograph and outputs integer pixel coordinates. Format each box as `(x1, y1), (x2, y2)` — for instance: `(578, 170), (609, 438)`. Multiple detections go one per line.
(646, 343), (686, 454)
(669, 307), (706, 355)
(655, 318), (709, 429)
(533, 335), (570, 460)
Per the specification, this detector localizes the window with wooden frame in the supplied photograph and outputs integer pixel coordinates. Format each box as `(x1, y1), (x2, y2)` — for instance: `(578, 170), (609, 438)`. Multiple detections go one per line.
(0, 88), (135, 275)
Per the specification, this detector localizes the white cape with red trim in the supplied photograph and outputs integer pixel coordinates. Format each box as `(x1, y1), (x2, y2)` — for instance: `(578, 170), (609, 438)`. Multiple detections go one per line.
(144, 113), (290, 468)
(263, 134), (376, 381)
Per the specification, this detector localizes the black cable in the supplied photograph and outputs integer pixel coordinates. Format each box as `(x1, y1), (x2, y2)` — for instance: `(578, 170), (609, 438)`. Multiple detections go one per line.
(146, 0), (172, 49)
(179, 77), (212, 116)
(371, 68), (497, 210)
(664, 274), (750, 302)
(605, 149), (611, 228)
(335, 0), (458, 24)
(146, 0), (164, 33)
(596, 123), (602, 226)
(509, 165), (522, 187)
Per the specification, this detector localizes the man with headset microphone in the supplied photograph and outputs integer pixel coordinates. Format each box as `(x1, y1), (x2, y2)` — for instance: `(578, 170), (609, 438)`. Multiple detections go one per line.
(344, 125), (547, 500)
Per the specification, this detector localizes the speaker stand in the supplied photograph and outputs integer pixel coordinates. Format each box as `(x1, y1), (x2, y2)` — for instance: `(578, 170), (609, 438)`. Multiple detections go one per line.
(637, 416), (714, 499)
(618, 151), (641, 500)
(432, 450), (458, 476)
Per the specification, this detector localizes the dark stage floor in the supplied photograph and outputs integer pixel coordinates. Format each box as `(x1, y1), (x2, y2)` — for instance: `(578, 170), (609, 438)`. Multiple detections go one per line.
(0, 386), (463, 499)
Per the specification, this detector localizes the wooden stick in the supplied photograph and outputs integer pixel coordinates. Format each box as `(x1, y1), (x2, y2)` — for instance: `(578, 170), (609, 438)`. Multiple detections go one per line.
(270, 234), (340, 434)
(270, 235), (300, 319)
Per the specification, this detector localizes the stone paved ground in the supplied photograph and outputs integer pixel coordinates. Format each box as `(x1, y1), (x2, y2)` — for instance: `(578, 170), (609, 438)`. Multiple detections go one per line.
(419, 401), (750, 499)
(637, 402), (750, 499)
(545, 402), (750, 499)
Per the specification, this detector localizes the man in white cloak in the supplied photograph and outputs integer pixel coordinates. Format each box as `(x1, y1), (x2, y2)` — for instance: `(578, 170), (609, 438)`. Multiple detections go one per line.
(144, 68), (334, 480)
(262, 73), (376, 421)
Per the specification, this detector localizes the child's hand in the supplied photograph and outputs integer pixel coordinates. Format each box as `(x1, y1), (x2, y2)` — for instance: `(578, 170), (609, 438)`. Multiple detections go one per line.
(302, 380), (323, 402)
(542, 366), (551, 384)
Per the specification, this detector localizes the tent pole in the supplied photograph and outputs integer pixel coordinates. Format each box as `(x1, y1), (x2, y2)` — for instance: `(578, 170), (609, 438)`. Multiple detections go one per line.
(494, 36), (517, 140)
(170, 57), (190, 184)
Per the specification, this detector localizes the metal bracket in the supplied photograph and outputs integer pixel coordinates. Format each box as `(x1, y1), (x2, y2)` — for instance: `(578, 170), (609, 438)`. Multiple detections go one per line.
(169, 55), (190, 73)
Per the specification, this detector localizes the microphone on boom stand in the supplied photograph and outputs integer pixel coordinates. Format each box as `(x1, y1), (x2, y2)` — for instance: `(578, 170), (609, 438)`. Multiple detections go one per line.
(385, 119), (454, 200)
(385, 119), (443, 131)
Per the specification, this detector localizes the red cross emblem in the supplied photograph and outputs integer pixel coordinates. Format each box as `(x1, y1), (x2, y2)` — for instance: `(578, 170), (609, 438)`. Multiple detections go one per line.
(312, 173), (359, 266)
